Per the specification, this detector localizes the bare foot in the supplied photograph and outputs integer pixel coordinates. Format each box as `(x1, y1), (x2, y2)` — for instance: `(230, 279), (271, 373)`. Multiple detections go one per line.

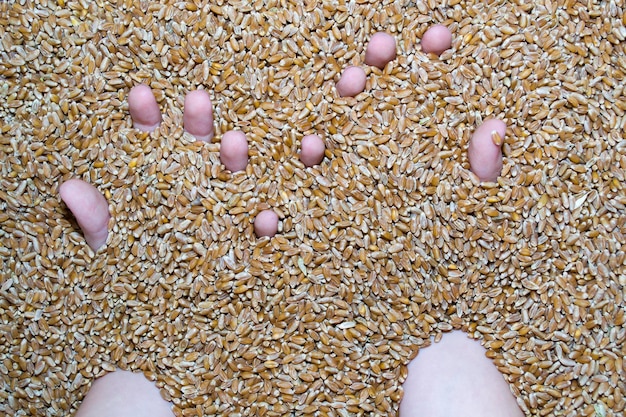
(59, 179), (110, 251)
(400, 331), (524, 417)
(183, 90), (215, 142)
(468, 118), (506, 182)
(76, 370), (174, 417)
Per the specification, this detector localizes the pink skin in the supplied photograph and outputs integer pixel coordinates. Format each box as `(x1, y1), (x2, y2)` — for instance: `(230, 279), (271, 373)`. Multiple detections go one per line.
(220, 130), (249, 172)
(336, 66), (367, 97)
(62, 86), (216, 250)
(183, 90), (215, 142)
(254, 209), (279, 237)
(76, 370), (174, 417)
(129, 85), (216, 142)
(72, 86), (520, 416)
(468, 118), (506, 182)
(75, 335), (522, 417)
(59, 179), (110, 251)
(400, 331), (524, 417)
(300, 134), (325, 167)
(128, 84), (162, 132)
(421, 24), (453, 56)
(365, 32), (397, 69)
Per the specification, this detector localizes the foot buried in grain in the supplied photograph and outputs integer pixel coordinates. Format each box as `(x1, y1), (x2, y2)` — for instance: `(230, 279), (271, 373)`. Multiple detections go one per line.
(400, 331), (524, 417)
(76, 369), (174, 417)
(59, 178), (110, 251)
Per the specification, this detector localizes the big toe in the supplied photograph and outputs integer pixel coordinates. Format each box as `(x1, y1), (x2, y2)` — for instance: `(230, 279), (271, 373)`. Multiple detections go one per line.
(59, 179), (110, 250)
(128, 84), (162, 132)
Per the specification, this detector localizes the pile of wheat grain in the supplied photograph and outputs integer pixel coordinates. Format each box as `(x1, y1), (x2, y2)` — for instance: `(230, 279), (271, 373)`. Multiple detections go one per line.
(1, 0), (625, 416)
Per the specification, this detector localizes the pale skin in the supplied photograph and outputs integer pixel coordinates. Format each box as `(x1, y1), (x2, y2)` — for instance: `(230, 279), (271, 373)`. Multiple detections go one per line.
(76, 333), (524, 417)
(75, 370), (174, 417)
(468, 118), (506, 182)
(67, 88), (517, 416)
(59, 85), (216, 251)
(399, 331), (524, 417)
(58, 179), (110, 251)
(365, 32), (397, 69)
(336, 66), (367, 97)
(62, 87), (505, 251)
(421, 24), (453, 56)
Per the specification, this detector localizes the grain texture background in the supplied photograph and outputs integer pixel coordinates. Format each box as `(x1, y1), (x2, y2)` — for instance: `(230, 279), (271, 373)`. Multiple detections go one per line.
(1, 0), (625, 416)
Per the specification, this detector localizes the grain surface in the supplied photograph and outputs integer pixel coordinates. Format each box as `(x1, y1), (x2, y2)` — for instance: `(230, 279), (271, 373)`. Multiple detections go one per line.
(1, 0), (625, 416)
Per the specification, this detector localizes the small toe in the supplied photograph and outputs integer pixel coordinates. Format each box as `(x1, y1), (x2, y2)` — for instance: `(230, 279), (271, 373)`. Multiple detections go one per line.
(128, 84), (162, 132)
(183, 90), (215, 142)
(468, 119), (506, 182)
